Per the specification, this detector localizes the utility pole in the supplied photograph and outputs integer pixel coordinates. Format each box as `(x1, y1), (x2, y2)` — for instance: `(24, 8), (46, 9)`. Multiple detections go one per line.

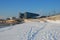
(53, 9), (56, 15)
(48, 11), (51, 16)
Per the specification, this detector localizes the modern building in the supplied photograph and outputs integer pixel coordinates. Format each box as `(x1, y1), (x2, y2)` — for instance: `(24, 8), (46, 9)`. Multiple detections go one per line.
(19, 12), (39, 19)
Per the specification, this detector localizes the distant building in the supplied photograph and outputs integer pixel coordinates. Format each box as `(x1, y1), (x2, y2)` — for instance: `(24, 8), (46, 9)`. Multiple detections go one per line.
(40, 16), (47, 18)
(6, 16), (24, 24)
(0, 19), (6, 24)
(6, 17), (17, 20)
(6, 18), (11, 20)
(19, 12), (39, 19)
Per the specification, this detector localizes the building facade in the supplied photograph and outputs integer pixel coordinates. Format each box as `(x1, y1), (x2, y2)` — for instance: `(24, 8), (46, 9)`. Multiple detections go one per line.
(19, 12), (39, 19)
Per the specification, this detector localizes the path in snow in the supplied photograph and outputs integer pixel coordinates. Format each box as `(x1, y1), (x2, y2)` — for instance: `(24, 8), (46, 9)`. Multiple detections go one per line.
(0, 22), (60, 40)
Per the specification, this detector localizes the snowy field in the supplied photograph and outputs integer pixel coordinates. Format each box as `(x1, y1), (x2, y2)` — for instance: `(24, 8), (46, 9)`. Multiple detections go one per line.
(0, 22), (60, 40)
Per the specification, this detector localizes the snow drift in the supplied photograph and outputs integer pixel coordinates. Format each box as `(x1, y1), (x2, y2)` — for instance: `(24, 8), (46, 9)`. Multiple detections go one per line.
(0, 22), (60, 40)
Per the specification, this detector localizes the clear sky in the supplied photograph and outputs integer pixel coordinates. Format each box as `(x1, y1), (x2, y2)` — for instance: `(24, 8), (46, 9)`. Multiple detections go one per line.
(0, 0), (60, 17)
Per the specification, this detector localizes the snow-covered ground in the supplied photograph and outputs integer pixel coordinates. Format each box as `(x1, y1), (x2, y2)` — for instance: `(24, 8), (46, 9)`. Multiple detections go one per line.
(46, 20), (60, 23)
(0, 22), (60, 40)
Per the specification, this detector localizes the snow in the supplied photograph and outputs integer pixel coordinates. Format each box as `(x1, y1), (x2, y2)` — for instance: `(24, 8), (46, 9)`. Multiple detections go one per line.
(0, 22), (60, 40)
(46, 20), (60, 23)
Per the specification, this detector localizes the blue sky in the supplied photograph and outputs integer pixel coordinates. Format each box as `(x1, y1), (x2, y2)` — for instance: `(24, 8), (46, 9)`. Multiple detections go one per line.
(0, 0), (60, 17)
